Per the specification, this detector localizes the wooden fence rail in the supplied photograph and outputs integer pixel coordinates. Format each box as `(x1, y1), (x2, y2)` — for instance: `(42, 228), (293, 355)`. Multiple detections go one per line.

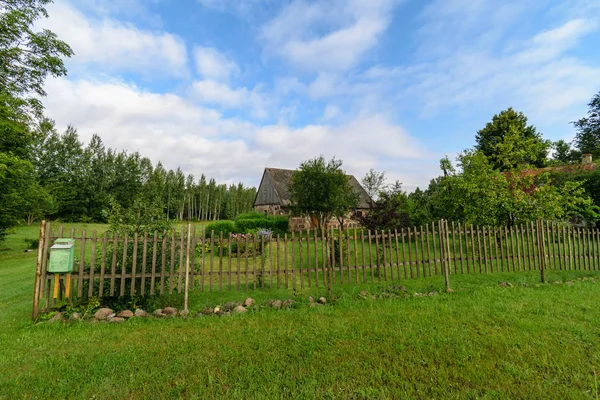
(32, 219), (600, 318)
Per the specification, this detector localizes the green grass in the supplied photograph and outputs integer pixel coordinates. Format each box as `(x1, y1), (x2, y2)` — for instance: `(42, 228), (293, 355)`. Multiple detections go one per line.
(1, 223), (600, 399)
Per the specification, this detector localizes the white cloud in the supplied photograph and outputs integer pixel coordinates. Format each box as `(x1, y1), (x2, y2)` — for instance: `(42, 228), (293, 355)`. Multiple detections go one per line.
(43, 77), (265, 183)
(191, 80), (269, 119)
(254, 115), (425, 177)
(42, 2), (187, 77)
(42, 77), (430, 189)
(261, 0), (401, 72)
(193, 46), (240, 81)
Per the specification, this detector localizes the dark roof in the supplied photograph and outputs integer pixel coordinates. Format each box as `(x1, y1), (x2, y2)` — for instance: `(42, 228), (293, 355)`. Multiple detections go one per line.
(263, 167), (371, 209)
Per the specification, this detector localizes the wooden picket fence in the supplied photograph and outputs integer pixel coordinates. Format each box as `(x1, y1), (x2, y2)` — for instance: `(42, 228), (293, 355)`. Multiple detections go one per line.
(32, 219), (600, 318)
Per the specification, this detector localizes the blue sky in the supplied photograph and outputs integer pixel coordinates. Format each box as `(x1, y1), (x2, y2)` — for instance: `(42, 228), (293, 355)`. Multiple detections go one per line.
(39, 0), (600, 190)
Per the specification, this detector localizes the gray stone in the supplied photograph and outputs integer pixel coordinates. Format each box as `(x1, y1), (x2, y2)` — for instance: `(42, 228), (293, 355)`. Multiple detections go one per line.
(70, 312), (81, 321)
(152, 309), (166, 317)
(134, 309), (149, 317)
(163, 307), (178, 316)
(94, 308), (114, 320)
(48, 312), (63, 323)
(109, 317), (125, 323)
(282, 299), (295, 309)
(117, 310), (134, 318)
(271, 300), (283, 310)
(308, 296), (315, 303)
(107, 313), (116, 319)
(359, 291), (369, 297)
(233, 305), (247, 314)
(179, 310), (189, 318)
(498, 282), (512, 288)
(213, 306), (221, 314)
(244, 298), (255, 307)
(222, 302), (238, 312)
(200, 307), (214, 315)
(566, 281), (574, 286)
(318, 297), (327, 304)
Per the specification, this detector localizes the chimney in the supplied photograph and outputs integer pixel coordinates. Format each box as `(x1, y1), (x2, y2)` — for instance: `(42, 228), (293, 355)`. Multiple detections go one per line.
(582, 154), (592, 164)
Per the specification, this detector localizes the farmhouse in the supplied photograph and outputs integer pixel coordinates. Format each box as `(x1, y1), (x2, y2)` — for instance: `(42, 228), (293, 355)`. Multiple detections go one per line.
(254, 168), (371, 231)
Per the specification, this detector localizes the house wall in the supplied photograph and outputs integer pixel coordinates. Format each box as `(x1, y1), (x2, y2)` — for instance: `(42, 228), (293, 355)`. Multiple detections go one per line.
(255, 204), (365, 232)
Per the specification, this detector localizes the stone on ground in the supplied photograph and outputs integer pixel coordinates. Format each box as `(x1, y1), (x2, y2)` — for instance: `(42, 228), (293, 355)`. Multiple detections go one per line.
(94, 308), (113, 320)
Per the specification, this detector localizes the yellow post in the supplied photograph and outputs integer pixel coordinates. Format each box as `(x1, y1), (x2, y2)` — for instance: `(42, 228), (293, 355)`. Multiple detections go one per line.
(53, 274), (60, 298)
(65, 274), (71, 298)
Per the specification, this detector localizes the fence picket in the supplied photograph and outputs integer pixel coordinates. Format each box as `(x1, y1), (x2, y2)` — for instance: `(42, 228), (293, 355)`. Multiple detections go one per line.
(88, 231), (97, 297)
(99, 232), (108, 297)
(130, 233), (138, 296)
(120, 233), (128, 297)
(159, 233), (167, 295)
(77, 230), (86, 298)
(109, 233), (118, 296)
(140, 232), (148, 296)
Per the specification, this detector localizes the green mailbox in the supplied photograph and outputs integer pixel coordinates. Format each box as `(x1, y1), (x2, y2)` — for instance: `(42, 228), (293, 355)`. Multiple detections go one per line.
(48, 238), (75, 274)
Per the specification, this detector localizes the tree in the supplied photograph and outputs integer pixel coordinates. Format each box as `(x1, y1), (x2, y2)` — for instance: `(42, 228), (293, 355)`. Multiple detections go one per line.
(355, 190), (410, 232)
(573, 91), (600, 159)
(289, 156), (358, 230)
(475, 108), (550, 171)
(0, 0), (72, 241)
(551, 139), (580, 165)
(437, 150), (597, 226)
(361, 169), (386, 202)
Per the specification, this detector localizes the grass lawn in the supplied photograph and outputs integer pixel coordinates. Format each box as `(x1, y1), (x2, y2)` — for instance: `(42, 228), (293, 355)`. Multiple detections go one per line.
(1, 224), (600, 399)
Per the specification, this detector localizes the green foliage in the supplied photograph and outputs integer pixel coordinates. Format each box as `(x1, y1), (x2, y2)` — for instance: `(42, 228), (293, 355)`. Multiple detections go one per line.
(432, 150), (599, 226)
(106, 197), (172, 238)
(355, 191), (411, 231)
(361, 169), (386, 201)
(475, 108), (550, 171)
(204, 220), (237, 238)
(234, 212), (265, 221)
(22, 237), (38, 249)
(572, 91), (600, 159)
(234, 216), (288, 236)
(290, 156), (359, 230)
(551, 140), (581, 165)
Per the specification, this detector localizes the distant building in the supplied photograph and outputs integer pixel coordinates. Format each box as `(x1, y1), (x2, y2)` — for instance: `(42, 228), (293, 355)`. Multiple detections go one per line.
(253, 168), (371, 231)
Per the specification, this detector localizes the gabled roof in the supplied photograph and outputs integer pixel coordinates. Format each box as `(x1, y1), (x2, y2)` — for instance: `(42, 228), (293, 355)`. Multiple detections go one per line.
(258, 167), (371, 209)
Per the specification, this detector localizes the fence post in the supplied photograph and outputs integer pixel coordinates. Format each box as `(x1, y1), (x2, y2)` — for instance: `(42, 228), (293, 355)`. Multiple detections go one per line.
(183, 224), (191, 313)
(439, 220), (451, 292)
(32, 220), (47, 320)
(536, 219), (546, 283)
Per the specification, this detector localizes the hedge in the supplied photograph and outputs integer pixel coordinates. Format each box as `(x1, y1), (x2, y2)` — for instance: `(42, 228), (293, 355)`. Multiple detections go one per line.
(204, 220), (237, 238)
(234, 216), (289, 236)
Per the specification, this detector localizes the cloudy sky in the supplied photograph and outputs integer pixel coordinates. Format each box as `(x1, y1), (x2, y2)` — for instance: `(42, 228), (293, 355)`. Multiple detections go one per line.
(40, 0), (600, 190)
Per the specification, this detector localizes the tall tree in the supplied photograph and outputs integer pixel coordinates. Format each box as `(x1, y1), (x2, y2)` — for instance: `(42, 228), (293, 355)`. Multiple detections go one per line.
(573, 91), (600, 159)
(289, 156), (358, 230)
(0, 0), (72, 240)
(475, 108), (550, 171)
(361, 169), (386, 202)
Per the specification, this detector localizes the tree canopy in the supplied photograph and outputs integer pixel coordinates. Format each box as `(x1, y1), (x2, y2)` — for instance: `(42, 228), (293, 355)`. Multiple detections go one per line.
(573, 91), (600, 159)
(475, 108), (550, 171)
(289, 156), (358, 230)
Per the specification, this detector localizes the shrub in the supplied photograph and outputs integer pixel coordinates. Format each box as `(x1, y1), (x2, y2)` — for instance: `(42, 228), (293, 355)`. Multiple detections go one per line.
(234, 212), (265, 221)
(204, 220), (237, 238)
(234, 217), (289, 236)
(23, 238), (39, 250)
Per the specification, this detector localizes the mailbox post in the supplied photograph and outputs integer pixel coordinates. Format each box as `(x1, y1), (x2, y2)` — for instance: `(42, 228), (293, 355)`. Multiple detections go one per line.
(48, 238), (75, 298)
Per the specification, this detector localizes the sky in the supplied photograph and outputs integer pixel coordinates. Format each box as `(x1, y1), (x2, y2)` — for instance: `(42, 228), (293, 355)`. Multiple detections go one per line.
(39, 0), (600, 191)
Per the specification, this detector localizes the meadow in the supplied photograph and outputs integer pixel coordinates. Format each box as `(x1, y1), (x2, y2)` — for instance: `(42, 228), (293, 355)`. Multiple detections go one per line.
(1, 223), (600, 399)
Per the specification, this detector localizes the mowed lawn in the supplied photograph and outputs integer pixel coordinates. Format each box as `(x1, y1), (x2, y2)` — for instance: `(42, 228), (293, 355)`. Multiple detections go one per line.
(1, 224), (600, 399)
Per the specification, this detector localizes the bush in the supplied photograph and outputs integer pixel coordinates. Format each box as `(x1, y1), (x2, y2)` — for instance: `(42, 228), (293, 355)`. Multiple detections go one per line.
(234, 216), (289, 236)
(23, 238), (39, 250)
(234, 212), (265, 221)
(204, 220), (237, 238)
